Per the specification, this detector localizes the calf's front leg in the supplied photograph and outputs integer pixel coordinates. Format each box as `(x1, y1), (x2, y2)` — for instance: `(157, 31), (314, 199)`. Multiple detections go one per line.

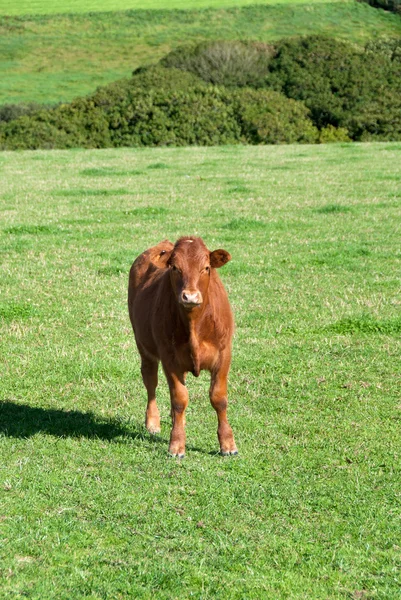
(210, 354), (237, 456)
(165, 371), (188, 458)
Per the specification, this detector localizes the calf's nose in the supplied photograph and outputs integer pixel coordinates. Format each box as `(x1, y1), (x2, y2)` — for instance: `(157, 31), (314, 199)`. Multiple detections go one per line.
(181, 290), (202, 305)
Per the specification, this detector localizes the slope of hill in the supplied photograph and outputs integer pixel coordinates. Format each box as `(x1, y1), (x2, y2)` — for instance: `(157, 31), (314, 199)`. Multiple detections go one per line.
(1, 2), (400, 105)
(0, 0), (350, 17)
(2, 36), (401, 149)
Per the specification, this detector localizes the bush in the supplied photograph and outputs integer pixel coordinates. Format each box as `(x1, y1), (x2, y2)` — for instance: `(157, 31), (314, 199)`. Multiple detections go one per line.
(0, 99), (112, 150)
(0, 65), (321, 150)
(264, 35), (401, 140)
(357, 0), (401, 14)
(0, 102), (52, 124)
(0, 68), (202, 149)
(3, 36), (400, 149)
(130, 64), (208, 91)
(157, 36), (401, 142)
(234, 88), (318, 144)
(364, 37), (401, 62)
(161, 40), (273, 88)
(105, 85), (242, 148)
(318, 125), (351, 143)
(347, 88), (401, 141)
(0, 68), (240, 149)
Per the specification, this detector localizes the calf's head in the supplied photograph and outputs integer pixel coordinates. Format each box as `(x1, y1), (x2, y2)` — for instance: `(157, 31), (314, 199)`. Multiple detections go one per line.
(167, 237), (231, 310)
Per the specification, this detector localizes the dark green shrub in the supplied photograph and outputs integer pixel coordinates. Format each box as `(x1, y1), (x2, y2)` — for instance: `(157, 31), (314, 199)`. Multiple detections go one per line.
(161, 40), (273, 88)
(0, 103), (52, 124)
(234, 88), (318, 144)
(95, 66), (206, 114)
(0, 68), (241, 149)
(318, 125), (351, 143)
(357, 0), (401, 15)
(0, 116), (71, 150)
(157, 36), (401, 142)
(347, 88), (401, 141)
(94, 68), (241, 146)
(0, 65), (319, 149)
(0, 99), (111, 149)
(106, 86), (242, 147)
(364, 37), (401, 62)
(2, 41), (399, 149)
(265, 35), (401, 140)
(129, 65), (207, 91)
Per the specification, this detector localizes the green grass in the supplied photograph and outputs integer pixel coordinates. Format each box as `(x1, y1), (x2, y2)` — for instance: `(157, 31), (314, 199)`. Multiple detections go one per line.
(0, 0), (345, 17)
(1, 2), (401, 104)
(1, 142), (400, 598)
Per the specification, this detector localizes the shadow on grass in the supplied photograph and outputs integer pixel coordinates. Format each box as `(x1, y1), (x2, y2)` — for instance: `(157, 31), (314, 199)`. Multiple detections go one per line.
(0, 400), (136, 440)
(0, 400), (212, 456)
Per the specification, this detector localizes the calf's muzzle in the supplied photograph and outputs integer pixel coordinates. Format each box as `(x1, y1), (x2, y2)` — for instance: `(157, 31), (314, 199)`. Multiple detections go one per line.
(180, 289), (202, 307)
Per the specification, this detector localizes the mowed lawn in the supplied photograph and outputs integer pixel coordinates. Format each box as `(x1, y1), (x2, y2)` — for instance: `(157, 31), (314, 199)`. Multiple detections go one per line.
(1, 143), (400, 598)
(1, 3), (401, 105)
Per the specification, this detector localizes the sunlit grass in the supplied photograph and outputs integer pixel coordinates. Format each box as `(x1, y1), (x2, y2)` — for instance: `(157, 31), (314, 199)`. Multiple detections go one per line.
(1, 142), (400, 598)
(1, 3), (400, 104)
(0, 0), (350, 17)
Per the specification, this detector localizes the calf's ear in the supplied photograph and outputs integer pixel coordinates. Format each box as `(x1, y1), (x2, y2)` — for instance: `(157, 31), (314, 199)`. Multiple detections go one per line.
(161, 249), (174, 267)
(210, 249), (231, 268)
(151, 240), (174, 268)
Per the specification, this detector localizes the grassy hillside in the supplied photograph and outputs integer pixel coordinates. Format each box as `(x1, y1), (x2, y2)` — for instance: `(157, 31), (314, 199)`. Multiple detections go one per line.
(0, 0), (344, 17)
(1, 2), (401, 105)
(1, 143), (401, 598)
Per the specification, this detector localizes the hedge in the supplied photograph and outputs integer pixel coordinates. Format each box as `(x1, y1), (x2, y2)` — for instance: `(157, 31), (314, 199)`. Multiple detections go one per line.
(264, 36), (401, 140)
(0, 67), (318, 150)
(163, 36), (401, 141)
(2, 35), (401, 149)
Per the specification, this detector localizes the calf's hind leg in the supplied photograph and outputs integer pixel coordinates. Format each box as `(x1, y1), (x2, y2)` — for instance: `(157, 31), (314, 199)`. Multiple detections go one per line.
(140, 355), (160, 434)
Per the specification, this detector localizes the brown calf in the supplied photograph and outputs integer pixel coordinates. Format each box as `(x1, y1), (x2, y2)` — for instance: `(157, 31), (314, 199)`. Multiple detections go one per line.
(128, 236), (237, 457)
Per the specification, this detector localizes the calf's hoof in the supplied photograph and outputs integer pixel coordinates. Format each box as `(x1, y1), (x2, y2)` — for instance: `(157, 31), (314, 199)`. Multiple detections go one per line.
(145, 416), (161, 434)
(168, 452), (185, 459)
(219, 435), (238, 456)
(168, 440), (185, 458)
(220, 449), (238, 456)
(146, 424), (161, 435)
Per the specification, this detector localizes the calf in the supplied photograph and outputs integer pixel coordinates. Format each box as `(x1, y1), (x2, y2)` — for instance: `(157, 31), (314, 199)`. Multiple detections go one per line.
(128, 236), (237, 457)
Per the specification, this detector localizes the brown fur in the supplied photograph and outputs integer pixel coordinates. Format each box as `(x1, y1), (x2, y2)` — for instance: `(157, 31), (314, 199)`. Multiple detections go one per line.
(128, 236), (237, 457)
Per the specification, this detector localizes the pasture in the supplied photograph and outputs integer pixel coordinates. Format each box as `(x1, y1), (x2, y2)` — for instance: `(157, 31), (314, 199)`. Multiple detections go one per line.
(0, 0), (344, 17)
(1, 2), (401, 105)
(1, 142), (401, 598)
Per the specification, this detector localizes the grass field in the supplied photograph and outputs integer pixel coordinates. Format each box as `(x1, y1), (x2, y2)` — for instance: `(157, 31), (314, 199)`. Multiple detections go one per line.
(1, 2), (401, 105)
(0, 0), (345, 17)
(1, 142), (400, 598)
